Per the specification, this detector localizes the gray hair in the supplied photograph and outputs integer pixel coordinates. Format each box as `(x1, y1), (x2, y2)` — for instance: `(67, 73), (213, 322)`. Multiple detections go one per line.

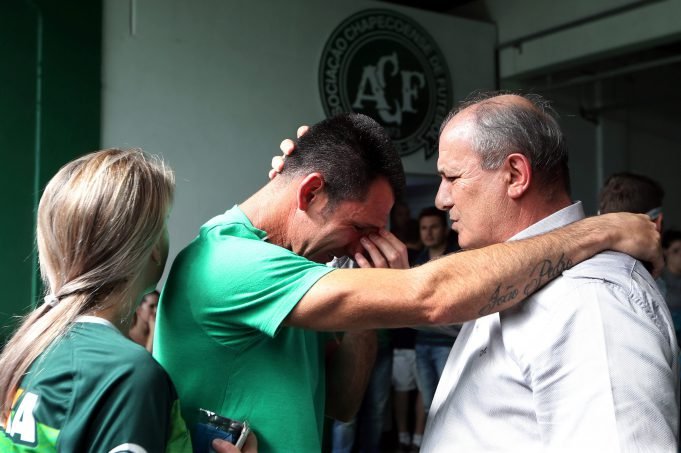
(440, 91), (570, 194)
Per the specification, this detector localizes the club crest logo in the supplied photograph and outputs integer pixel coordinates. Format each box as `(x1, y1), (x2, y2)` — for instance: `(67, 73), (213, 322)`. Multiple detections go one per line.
(319, 9), (452, 158)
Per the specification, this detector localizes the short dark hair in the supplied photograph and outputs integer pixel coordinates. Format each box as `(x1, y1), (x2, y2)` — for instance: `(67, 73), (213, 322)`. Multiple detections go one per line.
(662, 230), (681, 250)
(282, 113), (405, 204)
(599, 172), (664, 215)
(141, 289), (160, 305)
(440, 91), (570, 195)
(418, 206), (447, 228)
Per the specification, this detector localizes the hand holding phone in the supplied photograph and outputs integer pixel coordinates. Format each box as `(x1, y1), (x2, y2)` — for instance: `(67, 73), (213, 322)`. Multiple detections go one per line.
(194, 408), (251, 452)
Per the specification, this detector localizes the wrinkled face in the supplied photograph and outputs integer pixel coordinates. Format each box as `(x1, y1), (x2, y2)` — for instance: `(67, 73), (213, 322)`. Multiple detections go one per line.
(665, 239), (681, 275)
(434, 114), (508, 249)
(297, 177), (395, 263)
(419, 215), (447, 249)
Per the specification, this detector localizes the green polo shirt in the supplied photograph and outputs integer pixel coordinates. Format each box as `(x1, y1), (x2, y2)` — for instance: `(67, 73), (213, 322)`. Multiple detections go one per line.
(154, 206), (335, 453)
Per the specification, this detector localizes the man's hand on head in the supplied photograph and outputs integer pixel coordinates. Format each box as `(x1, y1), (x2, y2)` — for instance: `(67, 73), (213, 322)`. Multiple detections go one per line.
(267, 123), (409, 271)
(269, 125), (309, 180)
(355, 229), (409, 269)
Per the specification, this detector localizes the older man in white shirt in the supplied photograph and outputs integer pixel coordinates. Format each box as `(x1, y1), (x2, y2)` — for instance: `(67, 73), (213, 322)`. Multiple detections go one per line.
(421, 93), (679, 452)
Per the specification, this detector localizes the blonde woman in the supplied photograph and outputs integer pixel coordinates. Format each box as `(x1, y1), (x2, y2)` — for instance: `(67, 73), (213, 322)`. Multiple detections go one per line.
(0, 149), (251, 453)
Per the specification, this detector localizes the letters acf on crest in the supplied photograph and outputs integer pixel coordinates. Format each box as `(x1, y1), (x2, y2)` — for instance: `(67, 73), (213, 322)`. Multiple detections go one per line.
(319, 9), (452, 158)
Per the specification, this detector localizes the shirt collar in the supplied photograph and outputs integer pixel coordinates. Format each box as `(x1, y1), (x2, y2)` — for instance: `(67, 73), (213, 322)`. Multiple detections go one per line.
(229, 205), (268, 240)
(508, 201), (585, 242)
(74, 315), (122, 335)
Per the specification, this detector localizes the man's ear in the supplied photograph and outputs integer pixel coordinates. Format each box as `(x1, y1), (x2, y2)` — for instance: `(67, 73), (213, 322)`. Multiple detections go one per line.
(655, 213), (664, 233)
(505, 153), (532, 199)
(297, 173), (325, 211)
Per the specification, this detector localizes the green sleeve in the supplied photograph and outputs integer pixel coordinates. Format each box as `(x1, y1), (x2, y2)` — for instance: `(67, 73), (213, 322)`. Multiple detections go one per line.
(186, 231), (334, 345)
(76, 356), (191, 453)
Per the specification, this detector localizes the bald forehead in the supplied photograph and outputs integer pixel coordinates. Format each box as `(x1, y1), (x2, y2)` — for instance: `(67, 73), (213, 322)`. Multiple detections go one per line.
(443, 94), (538, 132)
(482, 94), (534, 109)
(437, 111), (481, 172)
(440, 108), (476, 142)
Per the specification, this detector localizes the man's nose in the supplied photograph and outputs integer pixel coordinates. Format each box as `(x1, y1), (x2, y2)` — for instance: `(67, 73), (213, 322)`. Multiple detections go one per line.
(435, 183), (451, 210)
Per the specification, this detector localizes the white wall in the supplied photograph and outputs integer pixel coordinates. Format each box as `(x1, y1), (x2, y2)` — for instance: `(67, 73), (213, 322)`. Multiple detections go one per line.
(101, 0), (495, 273)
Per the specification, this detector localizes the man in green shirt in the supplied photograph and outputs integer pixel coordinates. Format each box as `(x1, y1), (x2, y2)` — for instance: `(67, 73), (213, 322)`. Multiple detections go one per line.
(155, 113), (661, 453)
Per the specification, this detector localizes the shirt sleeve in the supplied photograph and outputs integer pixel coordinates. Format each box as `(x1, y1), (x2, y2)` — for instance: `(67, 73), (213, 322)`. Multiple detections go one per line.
(518, 279), (678, 452)
(82, 357), (189, 453)
(189, 232), (334, 346)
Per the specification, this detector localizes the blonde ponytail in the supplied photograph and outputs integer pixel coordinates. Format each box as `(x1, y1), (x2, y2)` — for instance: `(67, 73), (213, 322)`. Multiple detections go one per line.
(0, 149), (174, 417)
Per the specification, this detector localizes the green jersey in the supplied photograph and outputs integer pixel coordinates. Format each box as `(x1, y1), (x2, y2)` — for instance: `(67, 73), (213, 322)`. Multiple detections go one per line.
(0, 317), (191, 452)
(154, 206), (334, 453)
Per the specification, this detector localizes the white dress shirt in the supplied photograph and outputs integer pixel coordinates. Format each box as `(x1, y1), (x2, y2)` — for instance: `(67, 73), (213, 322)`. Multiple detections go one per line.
(421, 202), (680, 453)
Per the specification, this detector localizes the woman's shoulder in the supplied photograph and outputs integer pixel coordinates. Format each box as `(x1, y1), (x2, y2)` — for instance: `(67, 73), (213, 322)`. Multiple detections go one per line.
(70, 322), (172, 388)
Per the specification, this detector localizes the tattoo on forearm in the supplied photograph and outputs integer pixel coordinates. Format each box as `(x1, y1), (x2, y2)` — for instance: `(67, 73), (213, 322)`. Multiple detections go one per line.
(478, 253), (574, 316)
(523, 253), (573, 296)
(479, 284), (518, 316)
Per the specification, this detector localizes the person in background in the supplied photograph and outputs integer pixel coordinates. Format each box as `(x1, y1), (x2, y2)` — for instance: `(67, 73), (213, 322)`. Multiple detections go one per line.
(599, 171), (665, 231)
(412, 207), (460, 417)
(597, 172), (681, 340)
(391, 327), (425, 453)
(660, 230), (681, 341)
(390, 201), (422, 262)
(129, 289), (160, 352)
(329, 258), (394, 453)
(390, 202), (425, 453)
(0, 149), (254, 453)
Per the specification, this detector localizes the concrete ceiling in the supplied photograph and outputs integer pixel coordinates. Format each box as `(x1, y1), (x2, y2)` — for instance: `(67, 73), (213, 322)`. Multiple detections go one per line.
(378, 0), (478, 14)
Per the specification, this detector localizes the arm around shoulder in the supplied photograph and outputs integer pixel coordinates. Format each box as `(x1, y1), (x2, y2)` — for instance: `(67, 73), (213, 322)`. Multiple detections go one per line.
(286, 213), (661, 331)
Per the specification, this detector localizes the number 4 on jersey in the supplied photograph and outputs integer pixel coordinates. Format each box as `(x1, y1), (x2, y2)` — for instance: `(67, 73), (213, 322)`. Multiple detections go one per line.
(7, 392), (39, 444)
